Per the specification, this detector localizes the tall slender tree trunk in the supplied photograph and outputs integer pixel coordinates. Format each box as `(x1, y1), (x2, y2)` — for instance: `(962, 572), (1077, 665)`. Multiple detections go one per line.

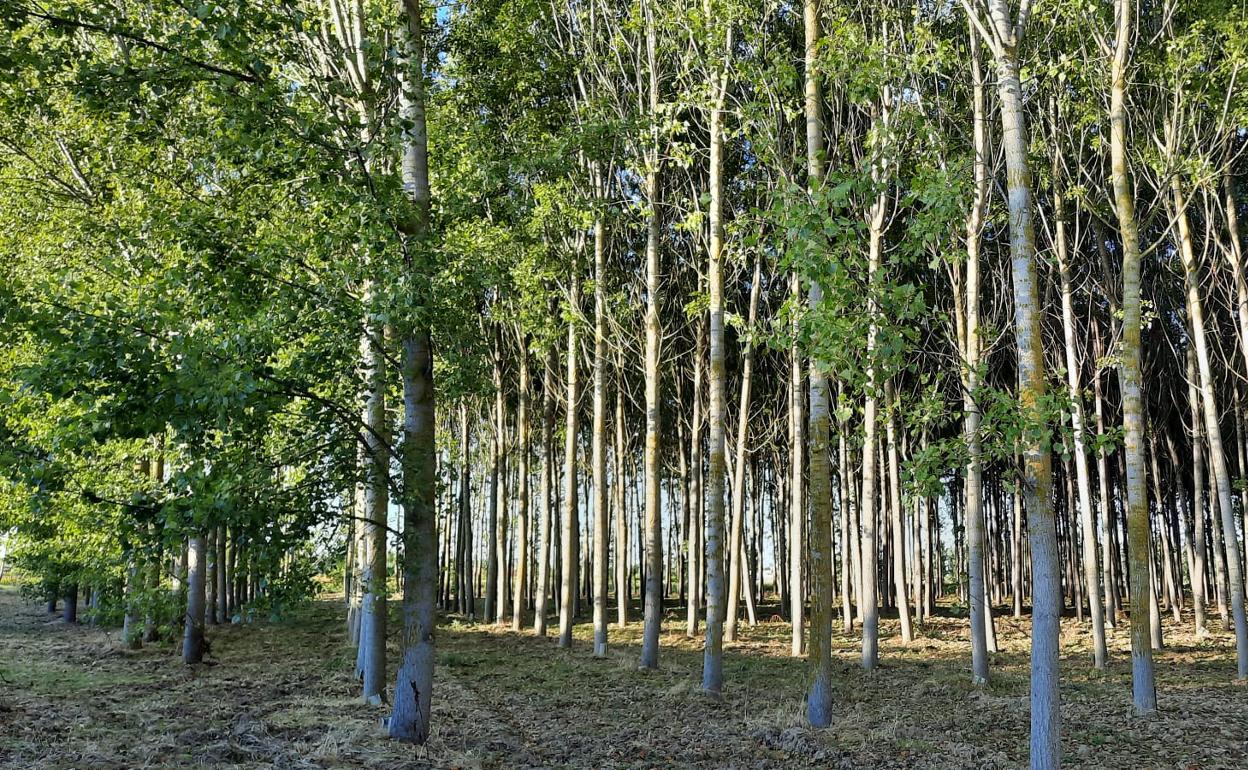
(727, 253), (763, 642)
(958, 24), (991, 686)
(1223, 150), (1248, 414)
(142, 549), (158, 639)
(1151, 437), (1180, 623)
(1092, 319), (1119, 626)
(215, 526), (226, 627)
(485, 388), (499, 623)
(1175, 179), (1248, 678)
(559, 271), (581, 648)
(638, 4), (663, 669)
(1222, 155), (1248, 588)
(535, 348), (556, 635)
(1185, 349), (1209, 636)
(632, 449), (641, 606)
(859, 159), (885, 673)
(1236, 398), (1248, 591)
(494, 336), (510, 625)
(616, 370), (630, 627)
(592, 192), (610, 656)
(232, 539), (244, 617)
(357, 274), (389, 701)
(582, 464), (592, 613)
(182, 533), (206, 664)
(173, 537), (188, 627)
(326, 0), (376, 650)
(1052, 128), (1107, 669)
(1109, 0), (1155, 710)
(963, 2), (1062, 761)
(789, 269), (806, 656)
(206, 527), (218, 626)
(389, 0), (437, 742)
(886, 384), (913, 643)
(858, 337), (880, 668)
(678, 399), (690, 609)
(1006, 486), (1020, 624)
(1165, 435), (1196, 617)
(458, 402), (474, 618)
(921, 483), (935, 617)
(838, 401), (854, 632)
(1207, 454), (1230, 625)
(357, 325), (389, 700)
(701, 11), (731, 693)
(1003, 55), (1060, 770)
(803, 0), (834, 728)
(514, 342), (531, 631)
(688, 323), (705, 637)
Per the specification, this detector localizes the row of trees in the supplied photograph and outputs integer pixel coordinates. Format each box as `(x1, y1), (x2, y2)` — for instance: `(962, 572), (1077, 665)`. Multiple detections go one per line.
(2, 0), (1246, 765)
(1, 0), (440, 741)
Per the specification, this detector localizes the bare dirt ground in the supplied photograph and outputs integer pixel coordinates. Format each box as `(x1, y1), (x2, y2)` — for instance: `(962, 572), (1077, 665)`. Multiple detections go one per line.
(1, 583), (1245, 769)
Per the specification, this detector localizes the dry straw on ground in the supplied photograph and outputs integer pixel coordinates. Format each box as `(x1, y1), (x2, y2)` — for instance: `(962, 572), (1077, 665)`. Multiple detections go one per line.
(1, 585), (1245, 769)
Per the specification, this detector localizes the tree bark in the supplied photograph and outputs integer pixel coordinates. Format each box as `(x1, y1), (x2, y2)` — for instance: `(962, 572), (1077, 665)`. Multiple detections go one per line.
(182, 533), (206, 664)
(789, 270), (806, 656)
(1092, 317), (1119, 626)
(859, 154), (885, 673)
(688, 322), (705, 637)
(1175, 178), (1248, 678)
(960, 20), (990, 686)
(639, 2), (663, 669)
(963, 2), (1062, 761)
(1052, 127), (1107, 668)
(886, 383), (913, 643)
(701, 9), (730, 693)
(389, 0), (437, 741)
(592, 195), (611, 656)
(535, 347), (556, 635)
(559, 271), (581, 648)
(726, 252), (763, 642)
(1185, 348), (1209, 635)
(615, 369), (630, 627)
(485, 381), (499, 623)
(206, 527), (218, 625)
(122, 549), (141, 648)
(358, 286), (389, 702)
(62, 583), (77, 624)
(458, 402), (474, 617)
(1109, 0), (1155, 710)
(838, 400), (854, 632)
(493, 334), (510, 625)
(514, 340), (531, 631)
(803, 0), (834, 728)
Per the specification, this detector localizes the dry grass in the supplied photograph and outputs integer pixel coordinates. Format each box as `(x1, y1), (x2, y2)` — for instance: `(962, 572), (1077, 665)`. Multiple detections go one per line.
(1, 584), (1245, 769)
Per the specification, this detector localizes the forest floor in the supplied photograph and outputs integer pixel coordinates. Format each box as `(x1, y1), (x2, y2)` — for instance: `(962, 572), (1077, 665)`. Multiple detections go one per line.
(1, 583), (1246, 770)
